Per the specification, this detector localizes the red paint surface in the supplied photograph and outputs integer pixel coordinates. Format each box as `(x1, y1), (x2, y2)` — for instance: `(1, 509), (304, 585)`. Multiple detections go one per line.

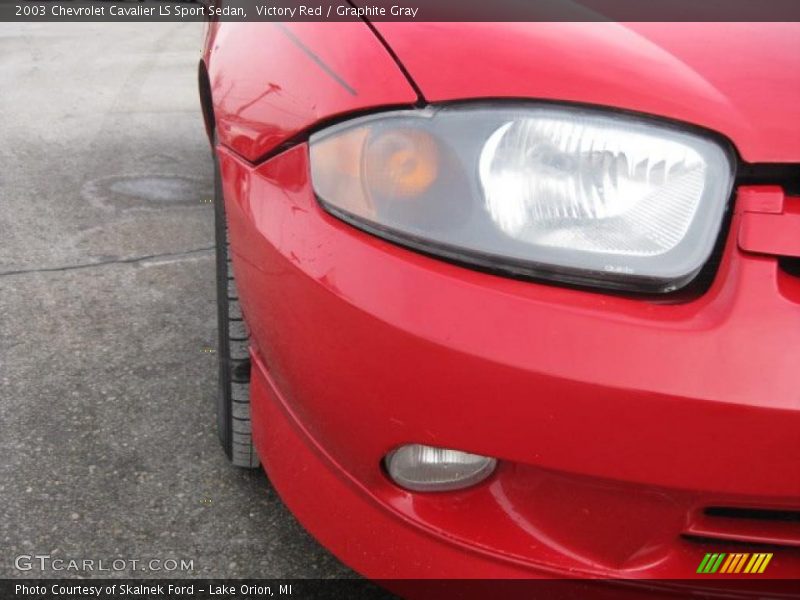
(372, 22), (800, 163)
(739, 191), (800, 258)
(203, 22), (800, 581)
(217, 143), (800, 579)
(204, 22), (417, 161)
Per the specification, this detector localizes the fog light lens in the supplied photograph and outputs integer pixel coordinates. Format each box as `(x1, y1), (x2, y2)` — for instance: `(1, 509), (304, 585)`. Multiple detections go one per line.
(385, 444), (497, 492)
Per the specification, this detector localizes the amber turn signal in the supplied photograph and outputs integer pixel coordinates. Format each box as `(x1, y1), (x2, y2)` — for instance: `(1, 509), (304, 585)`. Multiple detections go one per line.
(365, 129), (439, 198)
(310, 125), (440, 220)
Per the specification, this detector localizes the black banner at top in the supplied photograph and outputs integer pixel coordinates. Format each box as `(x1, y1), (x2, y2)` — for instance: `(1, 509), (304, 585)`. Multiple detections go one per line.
(2, 0), (800, 22)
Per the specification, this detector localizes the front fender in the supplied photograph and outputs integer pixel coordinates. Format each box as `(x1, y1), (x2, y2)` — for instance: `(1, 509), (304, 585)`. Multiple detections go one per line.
(205, 22), (418, 162)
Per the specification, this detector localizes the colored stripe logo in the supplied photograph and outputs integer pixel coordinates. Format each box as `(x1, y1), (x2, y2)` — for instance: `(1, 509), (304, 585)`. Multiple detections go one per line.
(697, 552), (773, 574)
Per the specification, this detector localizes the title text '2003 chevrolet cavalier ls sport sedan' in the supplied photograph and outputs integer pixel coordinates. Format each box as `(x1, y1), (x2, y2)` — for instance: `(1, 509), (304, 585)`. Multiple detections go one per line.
(198, 21), (800, 586)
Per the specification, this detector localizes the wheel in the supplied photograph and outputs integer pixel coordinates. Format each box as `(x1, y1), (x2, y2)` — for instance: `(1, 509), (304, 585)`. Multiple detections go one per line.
(213, 151), (259, 468)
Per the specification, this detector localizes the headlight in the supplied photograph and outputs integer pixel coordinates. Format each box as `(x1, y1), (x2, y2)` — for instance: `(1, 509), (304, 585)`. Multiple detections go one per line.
(310, 104), (734, 293)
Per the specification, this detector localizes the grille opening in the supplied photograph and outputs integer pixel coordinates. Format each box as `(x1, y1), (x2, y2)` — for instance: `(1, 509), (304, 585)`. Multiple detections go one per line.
(681, 533), (795, 549)
(705, 507), (800, 523)
(683, 507), (800, 548)
(736, 163), (800, 196)
(780, 257), (800, 278)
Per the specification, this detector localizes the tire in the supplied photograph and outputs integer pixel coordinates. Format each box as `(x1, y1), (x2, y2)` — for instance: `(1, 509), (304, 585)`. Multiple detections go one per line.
(213, 152), (259, 468)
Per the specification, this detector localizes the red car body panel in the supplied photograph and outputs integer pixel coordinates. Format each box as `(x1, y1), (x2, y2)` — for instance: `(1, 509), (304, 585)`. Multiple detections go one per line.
(204, 22), (418, 162)
(204, 21), (800, 582)
(373, 22), (800, 163)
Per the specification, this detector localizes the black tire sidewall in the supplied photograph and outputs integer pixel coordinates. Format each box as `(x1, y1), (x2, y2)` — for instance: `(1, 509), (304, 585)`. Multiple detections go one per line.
(213, 153), (234, 458)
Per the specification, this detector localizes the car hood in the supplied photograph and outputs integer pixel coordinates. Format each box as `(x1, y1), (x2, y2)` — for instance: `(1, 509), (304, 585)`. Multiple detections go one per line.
(372, 22), (800, 163)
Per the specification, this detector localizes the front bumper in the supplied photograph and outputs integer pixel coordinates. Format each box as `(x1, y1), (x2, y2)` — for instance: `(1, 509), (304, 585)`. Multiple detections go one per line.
(218, 142), (800, 580)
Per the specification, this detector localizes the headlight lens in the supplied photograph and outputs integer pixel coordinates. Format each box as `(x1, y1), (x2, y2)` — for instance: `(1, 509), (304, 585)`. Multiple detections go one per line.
(385, 444), (497, 492)
(310, 105), (733, 293)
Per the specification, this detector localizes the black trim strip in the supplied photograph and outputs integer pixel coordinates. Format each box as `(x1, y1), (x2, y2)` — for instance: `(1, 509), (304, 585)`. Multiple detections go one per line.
(736, 163), (800, 195)
(705, 507), (800, 523)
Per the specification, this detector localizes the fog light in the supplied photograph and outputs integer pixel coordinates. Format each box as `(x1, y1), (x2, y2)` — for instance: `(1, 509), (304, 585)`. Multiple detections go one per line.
(384, 444), (497, 492)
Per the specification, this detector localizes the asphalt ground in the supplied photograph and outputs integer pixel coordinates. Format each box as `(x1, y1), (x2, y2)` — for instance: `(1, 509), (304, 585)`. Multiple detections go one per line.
(0, 23), (353, 579)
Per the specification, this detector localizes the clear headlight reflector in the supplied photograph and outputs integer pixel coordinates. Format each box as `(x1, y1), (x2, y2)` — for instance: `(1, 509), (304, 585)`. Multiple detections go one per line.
(310, 105), (733, 292)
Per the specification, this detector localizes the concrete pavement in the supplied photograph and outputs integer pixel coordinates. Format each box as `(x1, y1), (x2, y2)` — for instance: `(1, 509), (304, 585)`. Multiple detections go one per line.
(0, 22), (353, 579)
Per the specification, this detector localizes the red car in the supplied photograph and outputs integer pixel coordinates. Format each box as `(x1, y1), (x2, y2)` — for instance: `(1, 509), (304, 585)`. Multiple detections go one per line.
(198, 22), (800, 584)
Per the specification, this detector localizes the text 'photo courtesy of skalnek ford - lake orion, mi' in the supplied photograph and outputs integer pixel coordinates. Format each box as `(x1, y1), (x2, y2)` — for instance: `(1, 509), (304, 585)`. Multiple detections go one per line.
(1, 1), (799, 599)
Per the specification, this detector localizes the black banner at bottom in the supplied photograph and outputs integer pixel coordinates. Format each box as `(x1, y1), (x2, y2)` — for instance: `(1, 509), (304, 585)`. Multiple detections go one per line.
(4, 579), (800, 600)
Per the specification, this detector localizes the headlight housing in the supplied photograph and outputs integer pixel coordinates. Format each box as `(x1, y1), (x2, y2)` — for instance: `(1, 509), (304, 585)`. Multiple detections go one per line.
(310, 104), (734, 293)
